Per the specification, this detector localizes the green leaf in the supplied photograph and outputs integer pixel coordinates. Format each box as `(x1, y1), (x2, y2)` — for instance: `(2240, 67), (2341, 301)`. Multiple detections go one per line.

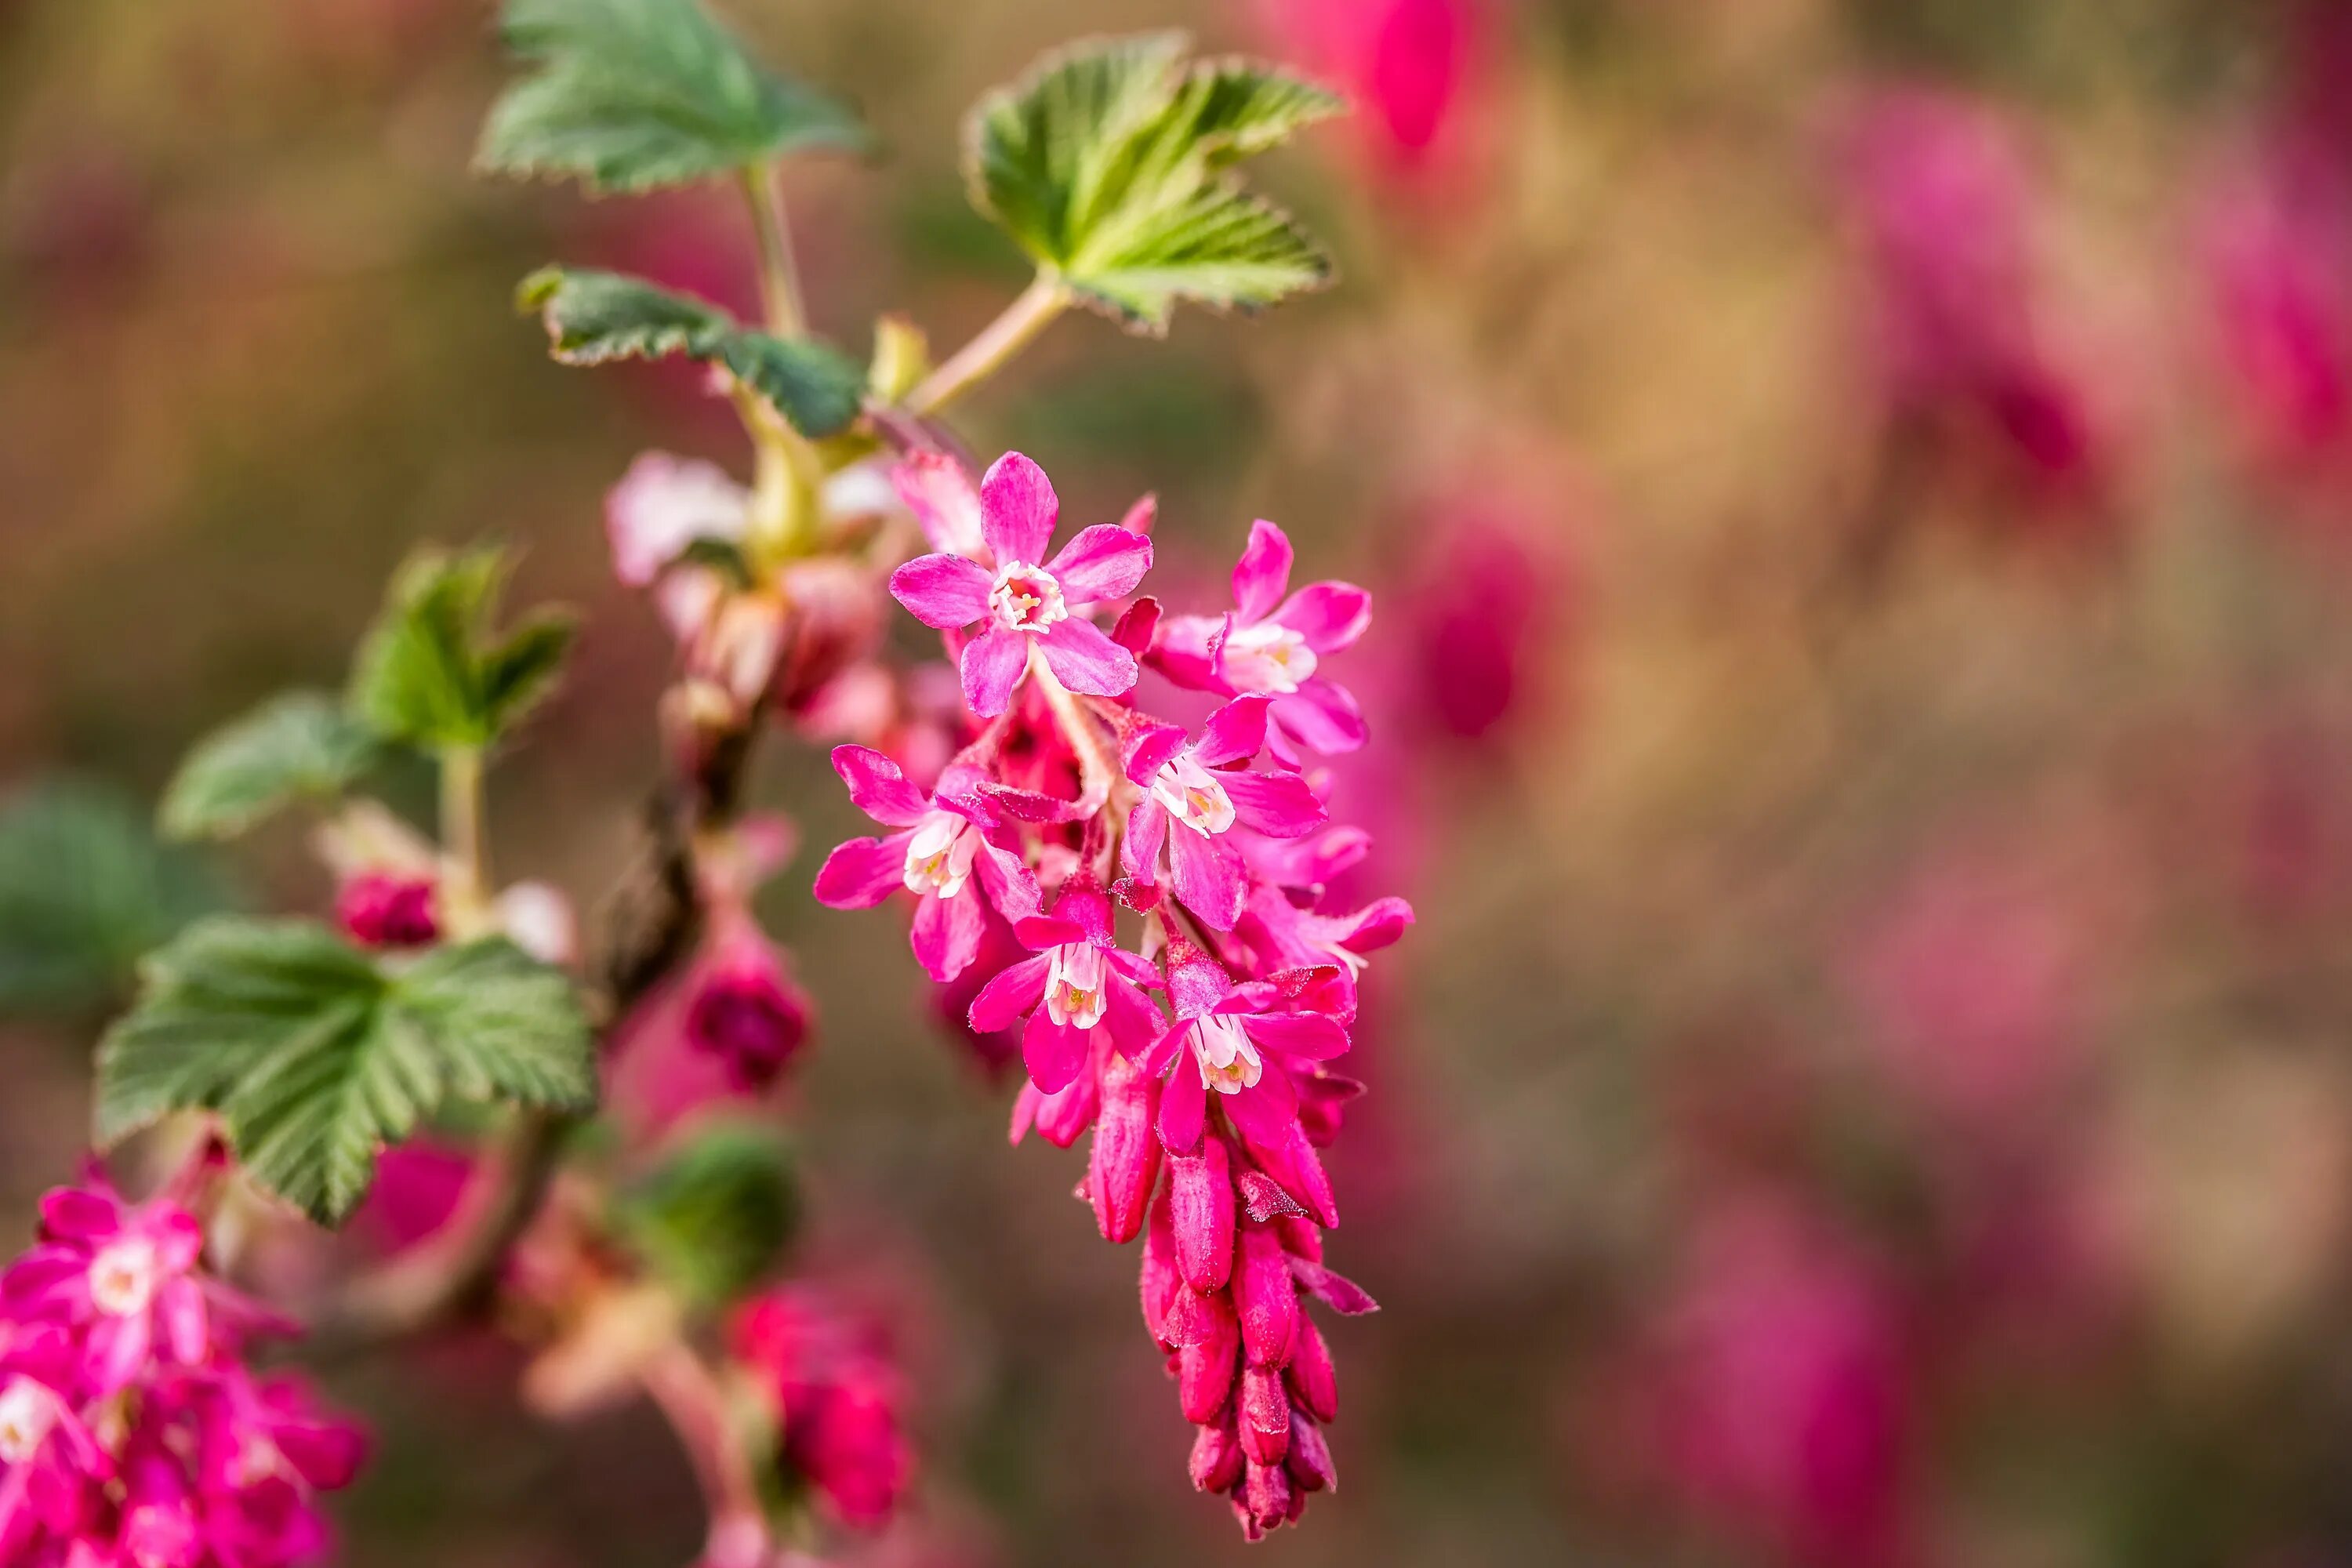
(96, 917), (595, 1225)
(159, 691), (380, 842)
(348, 544), (579, 752)
(517, 267), (866, 437)
(616, 1121), (800, 1308)
(479, 0), (869, 195)
(966, 34), (1346, 333)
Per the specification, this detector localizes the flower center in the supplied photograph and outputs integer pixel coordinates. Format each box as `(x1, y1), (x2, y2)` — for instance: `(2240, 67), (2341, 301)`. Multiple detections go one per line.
(89, 1236), (161, 1317)
(989, 562), (1069, 634)
(902, 811), (983, 900)
(1221, 619), (1316, 695)
(1150, 755), (1236, 837)
(0, 1378), (56, 1465)
(1044, 942), (1109, 1029)
(1190, 1015), (1263, 1094)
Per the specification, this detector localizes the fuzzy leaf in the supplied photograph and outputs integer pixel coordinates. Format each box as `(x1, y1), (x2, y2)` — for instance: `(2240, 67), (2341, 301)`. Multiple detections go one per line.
(966, 34), (1345, 333)
(96, 918), (595, 1225)
(0, 783), (232, 1016)
(348, 545), (578, 752)
(616, 1121), (800, 1308)
(160, 692), (380, 842)
(479, 0), (869, 194)
(518, 267), (866, 437)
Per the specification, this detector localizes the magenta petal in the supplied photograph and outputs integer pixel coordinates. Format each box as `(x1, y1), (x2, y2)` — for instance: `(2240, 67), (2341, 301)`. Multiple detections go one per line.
(1232, 520), (1294, 622)
(1104, 978), (1163, 1057)
(1222, 770), (1327, 839)
(1193, 696), (1273, 768)
(1225, 1069), (1299, 1145)
(974, 838), (1041, 921)
(158, 1276), (208, 1363)
(38, 1188), (120, 1241)
(1149, 612), (1224, 691)
(912, 885), (986, 983)
(1037, 617), (1138, 697)
(892, 451), (987, 557)
(1276, 582), (1372, 652)
(1169, 826), (1247, 931)
(1047, 525), (1154, 603)
(888, 552), (992, 629)
(1012, 914), (1087, 950)
(1158, 1054), (1208, 1151)
(979, 450), (1058, 565)
(814, 831), (914, 909)
(1242, 1012), (1350, 1061)
(1123, 719), (1189, 785)
(1022, 1011), (1090, 1094)
(1122, 796), (1170, 882)
(1331, 895), (1415, 953)
(969, 953), (1052, 1032)
(960, 628), (1030, 716)
(830, 745), (931, 826)
(1273, 680), (1370, 756)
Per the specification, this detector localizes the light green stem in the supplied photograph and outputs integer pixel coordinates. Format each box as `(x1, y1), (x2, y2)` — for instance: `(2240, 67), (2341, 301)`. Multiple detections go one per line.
(905, 274), (1070, 417)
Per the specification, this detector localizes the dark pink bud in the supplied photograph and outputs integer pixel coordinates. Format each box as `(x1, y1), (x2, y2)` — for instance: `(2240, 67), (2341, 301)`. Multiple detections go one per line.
(1234, 1221), (1299, 1368)
(1242, 1455), (1292, 1529)
(1169, 1139), (1235, 1291)
(337, 871), (439, 948)
(684, 932), (813, 1091)
(1189, 1415), (1244, 1494)
(1033, 1065), (1100, 1148)
(1284, 1316), (1338, 1423)
(1235, 1168), (1308, 1224)
(1141, 1183), (1181, 1349)
(1238, 1366), (1291, 1465)
(1243, 1123), (1338, 1228)
(1276, 1213), (1324, 1262)
(1089, 1051), (1162, 1243)
(1285, 1410), (1337, 1493)
(1177, 1291), (1240, 1422)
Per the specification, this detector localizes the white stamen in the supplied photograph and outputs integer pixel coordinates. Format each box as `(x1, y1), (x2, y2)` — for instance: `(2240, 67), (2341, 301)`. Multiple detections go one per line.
(989, 561), (1069, 633)
(902, 811), (983, 900)
(0, 1378), (56, 1465)
(1044, 942), (1109, 1029)
(1151, 754), (1236, 837)
(89, 1236), (160, 1318)
(1221, 619), (1316, 695)
(1190, 1015), (1263, 1095)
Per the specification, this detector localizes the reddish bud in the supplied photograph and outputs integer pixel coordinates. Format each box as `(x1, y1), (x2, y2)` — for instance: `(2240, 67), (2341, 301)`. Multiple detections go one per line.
(1234, 1221), (1299, 1368)
(1176, 1291), (1240, 1422)
(1189, 1416), (1244, 1494)
(1089, 1052), (1162, 1242)
(1283, 1316), (1338, 1423)
(1241, 1456), (1292, 1529)
(683, 930), (813, 1091)
(1276, 1214), (1324, 1262)
(1284, 1410), (1337, 1494)
(337, 872), (439, 949)
(1141, 1183), (1181, 1349)
(1033, 1066), (1100, 1149)
(1238, 1367), (1291, 1465)
(1169, 1139), (1235, 1292)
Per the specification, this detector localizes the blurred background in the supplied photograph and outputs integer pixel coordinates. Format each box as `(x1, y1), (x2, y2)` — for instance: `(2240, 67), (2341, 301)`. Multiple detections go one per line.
(19, 0), (2352, 1564)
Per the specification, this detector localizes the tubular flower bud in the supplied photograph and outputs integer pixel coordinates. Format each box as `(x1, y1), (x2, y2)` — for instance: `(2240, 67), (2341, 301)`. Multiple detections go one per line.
(1233, 1221), (1300, 1369)
(1089, 1054), (1163, 1243)
(1190, 1414), (1246, 1494)
(1238, 1366), (1292, 1466)
(1169, 1138), (1236, 1292)
(1176, 1292), (1241, 1423)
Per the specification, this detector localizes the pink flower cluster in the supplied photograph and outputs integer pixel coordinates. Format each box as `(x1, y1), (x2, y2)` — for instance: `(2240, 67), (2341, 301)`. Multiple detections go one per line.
(0, 1174), (365, 1567)
(812, 451), (1410, 1534)
(728, 1288), (912, 1531)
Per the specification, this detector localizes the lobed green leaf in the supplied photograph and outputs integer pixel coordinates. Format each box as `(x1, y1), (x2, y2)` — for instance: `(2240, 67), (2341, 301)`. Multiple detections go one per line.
(348, 544), (579, 753)
(160, 691), (380, 842)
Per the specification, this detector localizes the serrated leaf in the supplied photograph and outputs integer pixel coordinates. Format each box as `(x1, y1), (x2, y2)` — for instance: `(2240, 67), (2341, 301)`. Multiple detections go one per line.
(160, 692), (380, 842)
(966, 34), (1345, 333)
(96, 918), (595, 1225)
(518, 267), (866, 437)
(0, 782), (233, 1016)
(479, 0), (869, 195)
(616, 1121), (800, 1308)
(348, 544), (579, 752)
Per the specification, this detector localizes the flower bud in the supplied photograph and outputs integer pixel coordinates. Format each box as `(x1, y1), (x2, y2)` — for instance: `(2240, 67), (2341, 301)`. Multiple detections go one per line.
(1283, 1316), (1338, 1423)
(1241, 1456), (1293, 1530)
(1033, 1068), (1100, 1149)
(1176, 1291), (1240, 1422)
(1169, 1138), (1235, 1292)
(1233, 1221), (1298, 1368)
(1189, 1415), (1244, 1494)
(1141, 1184), (1181, 1349)
(1089, 1052), (1162, 1243)
(337, 870), (439, 949)
(1284, 1410), (1337, 1494)
(684, 929), (814, 1092)
(1238, 1366), (1291, 1465)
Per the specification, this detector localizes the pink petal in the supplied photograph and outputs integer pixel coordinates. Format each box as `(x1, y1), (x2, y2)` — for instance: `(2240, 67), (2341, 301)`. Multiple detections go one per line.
(1148, 612), (1225, 691)
(38, 1189), (120, 1242)
(1222, 770), (1327, 839)
(979, 450), (1058, 565)
(1112, 595), (1161, 654)
(1046, 526), (1153, 604)
(1272, 680), (1369, 755)
(1036, 617), (1138, 697)
(1242, 1012), (1351, 1061)
(1329, 896), (1415, 953)
(1232, 520), (1294, 623)
(1193, 696), (1273, 768)
(1123, 718), (1189, 785)
(1169, 826), (1247, 931)
(1225, 1068), (1299, 1145)
(813, 831), (915, 909)
(891, 451), (987, 558)
(889, 553), (991, 629)
(1012, 914), (1087, 950)
(1122, 797), (1170, 882)
(158, 1276), (208, 1363)
(969, 954), (1052, 1032)
(1022, 1011), (1090, 1094)
(1158, 1053), (1208, 1151)
(830, 745), (931, 827)
(911, 885), (986, 983)
(605, 452), (749, 587)
(974, 838), (1042, 921)
(1276, 582), (1372, 652)
(960, 628), (1030, 716)
(1104, 978), (1164, 1058)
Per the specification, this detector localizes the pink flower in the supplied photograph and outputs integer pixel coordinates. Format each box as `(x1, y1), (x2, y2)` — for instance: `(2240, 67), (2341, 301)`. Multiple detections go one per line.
(1120, 697), (1327, 931)
(887, 452), (1151, 716)
(605, 451), (750, 587)
(728, 1289), (912, 1531)
(0, 1343), (107, 1561)
(3, 1185), (212, 1396)
(1252, 0), (1487, 180)
(813, 746), (1042, 982)
(683, 916), (815, 1092)
(1152, 521), (1372, 760)
(965, 881), (1163, 1093)
(334, 869), (438, 949)
(1143, 943), (1349, 1172)
(1232, 884), (1414, 1025)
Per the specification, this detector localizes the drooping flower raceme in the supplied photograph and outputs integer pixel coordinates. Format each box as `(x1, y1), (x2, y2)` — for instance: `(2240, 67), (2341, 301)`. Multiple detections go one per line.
(820, 448), (1410, 1537)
